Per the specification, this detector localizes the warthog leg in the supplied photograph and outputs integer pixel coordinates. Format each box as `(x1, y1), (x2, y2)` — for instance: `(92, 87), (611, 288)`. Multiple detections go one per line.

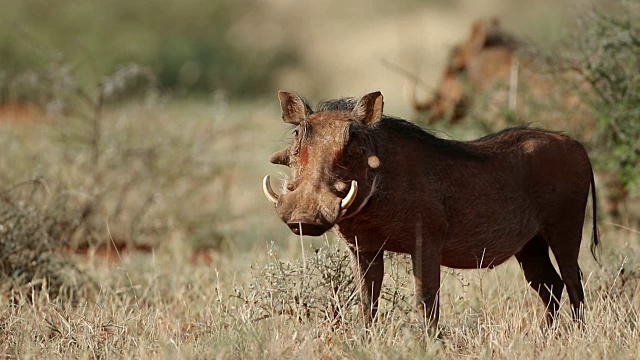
(411, 249), (441, 330)
(350, 248), (384, 321)
(544, 224), (587, 323)
(515, 235), (564, 325)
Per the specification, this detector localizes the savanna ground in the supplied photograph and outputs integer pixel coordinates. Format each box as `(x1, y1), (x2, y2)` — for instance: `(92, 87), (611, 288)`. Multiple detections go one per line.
(1, 0), (640, 359)
(0, 98), (639, 359)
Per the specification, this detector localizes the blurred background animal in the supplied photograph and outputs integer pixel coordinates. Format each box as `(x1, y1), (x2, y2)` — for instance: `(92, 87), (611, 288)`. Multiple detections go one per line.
(409, 18), (632, 220)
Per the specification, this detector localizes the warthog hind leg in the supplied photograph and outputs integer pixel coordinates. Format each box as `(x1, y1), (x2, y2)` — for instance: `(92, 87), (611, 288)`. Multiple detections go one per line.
(516, 234), (564, 325)
(544, 223), (587, 322)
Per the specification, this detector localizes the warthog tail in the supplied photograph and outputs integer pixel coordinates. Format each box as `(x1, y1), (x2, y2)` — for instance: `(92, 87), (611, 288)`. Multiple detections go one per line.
(590, 164), (600, 263)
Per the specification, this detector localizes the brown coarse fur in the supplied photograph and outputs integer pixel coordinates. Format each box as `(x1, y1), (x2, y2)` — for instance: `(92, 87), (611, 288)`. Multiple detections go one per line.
(410, 18), (593, 138)
(266, 91), (599, 330)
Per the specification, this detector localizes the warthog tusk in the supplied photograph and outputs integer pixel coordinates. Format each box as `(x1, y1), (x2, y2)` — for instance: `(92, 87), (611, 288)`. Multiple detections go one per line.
(340, 176), (377, 220)
(340, 180), (358, 210)
(263, 175), (279, 204)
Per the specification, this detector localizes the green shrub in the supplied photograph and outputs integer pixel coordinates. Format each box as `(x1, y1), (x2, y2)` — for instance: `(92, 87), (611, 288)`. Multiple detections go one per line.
(0, 0), (299, 101)
(0, 182), (97, 300)
(570, 1), (640, 191)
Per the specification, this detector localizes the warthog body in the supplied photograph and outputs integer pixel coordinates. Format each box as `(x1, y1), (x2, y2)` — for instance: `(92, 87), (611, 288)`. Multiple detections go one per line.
(264, 91), (598, 328)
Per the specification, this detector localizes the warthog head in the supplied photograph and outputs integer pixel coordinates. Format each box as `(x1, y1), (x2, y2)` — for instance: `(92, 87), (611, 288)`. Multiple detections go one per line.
(263, 91), (383, 236)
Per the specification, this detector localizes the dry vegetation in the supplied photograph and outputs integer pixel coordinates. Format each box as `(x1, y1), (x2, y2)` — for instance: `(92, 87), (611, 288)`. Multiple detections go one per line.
(1, 1), (640, 359)
(0, 95), (639, 359)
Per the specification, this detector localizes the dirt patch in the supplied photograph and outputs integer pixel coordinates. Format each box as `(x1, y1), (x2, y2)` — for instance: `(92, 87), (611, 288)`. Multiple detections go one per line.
(0, 103), (39, 124)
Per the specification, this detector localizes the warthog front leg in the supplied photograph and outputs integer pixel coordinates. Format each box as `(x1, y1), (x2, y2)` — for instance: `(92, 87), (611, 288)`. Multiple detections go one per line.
(411, 251), (441, 330)
(350, 248), (384, 321)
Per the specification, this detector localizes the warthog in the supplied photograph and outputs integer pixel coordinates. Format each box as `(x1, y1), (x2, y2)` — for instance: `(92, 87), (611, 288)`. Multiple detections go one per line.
(410, 18), (627, 219)
(410, 18), (591, 135)
(264, 91), (599, 328)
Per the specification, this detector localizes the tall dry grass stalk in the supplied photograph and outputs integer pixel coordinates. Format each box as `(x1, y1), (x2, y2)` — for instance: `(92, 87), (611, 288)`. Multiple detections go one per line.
(0, 226), (638, 358)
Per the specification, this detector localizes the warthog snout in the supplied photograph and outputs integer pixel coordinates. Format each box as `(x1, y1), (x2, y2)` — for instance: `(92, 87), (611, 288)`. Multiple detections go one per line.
(263, 175), (359, 236)
(286, 221), (330, 236)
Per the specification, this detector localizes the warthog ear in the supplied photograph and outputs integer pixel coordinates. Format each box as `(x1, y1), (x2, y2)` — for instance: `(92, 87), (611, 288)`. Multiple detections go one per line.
(351, 91), (384, 126)
(452, 19), (489, 71)
(278, 91), (311, 125)
(469, 19), (488, 52)
(270, 148), (290, 166)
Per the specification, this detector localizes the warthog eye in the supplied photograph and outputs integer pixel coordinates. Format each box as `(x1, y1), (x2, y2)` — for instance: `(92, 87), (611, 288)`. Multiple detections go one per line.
(286, 182), (296, 191)
(291, 128), (303, 156)
(346, 141), (362, 157)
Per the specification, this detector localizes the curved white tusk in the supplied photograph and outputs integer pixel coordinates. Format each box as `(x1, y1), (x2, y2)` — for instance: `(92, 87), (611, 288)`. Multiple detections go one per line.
(340, 180), (358, 210)
(262, 175), (279, 204)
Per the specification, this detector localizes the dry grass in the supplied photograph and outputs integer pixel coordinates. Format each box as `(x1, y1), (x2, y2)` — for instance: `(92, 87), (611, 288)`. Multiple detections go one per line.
(0, 100), (639, 359)
(0, 230), (638, 359)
